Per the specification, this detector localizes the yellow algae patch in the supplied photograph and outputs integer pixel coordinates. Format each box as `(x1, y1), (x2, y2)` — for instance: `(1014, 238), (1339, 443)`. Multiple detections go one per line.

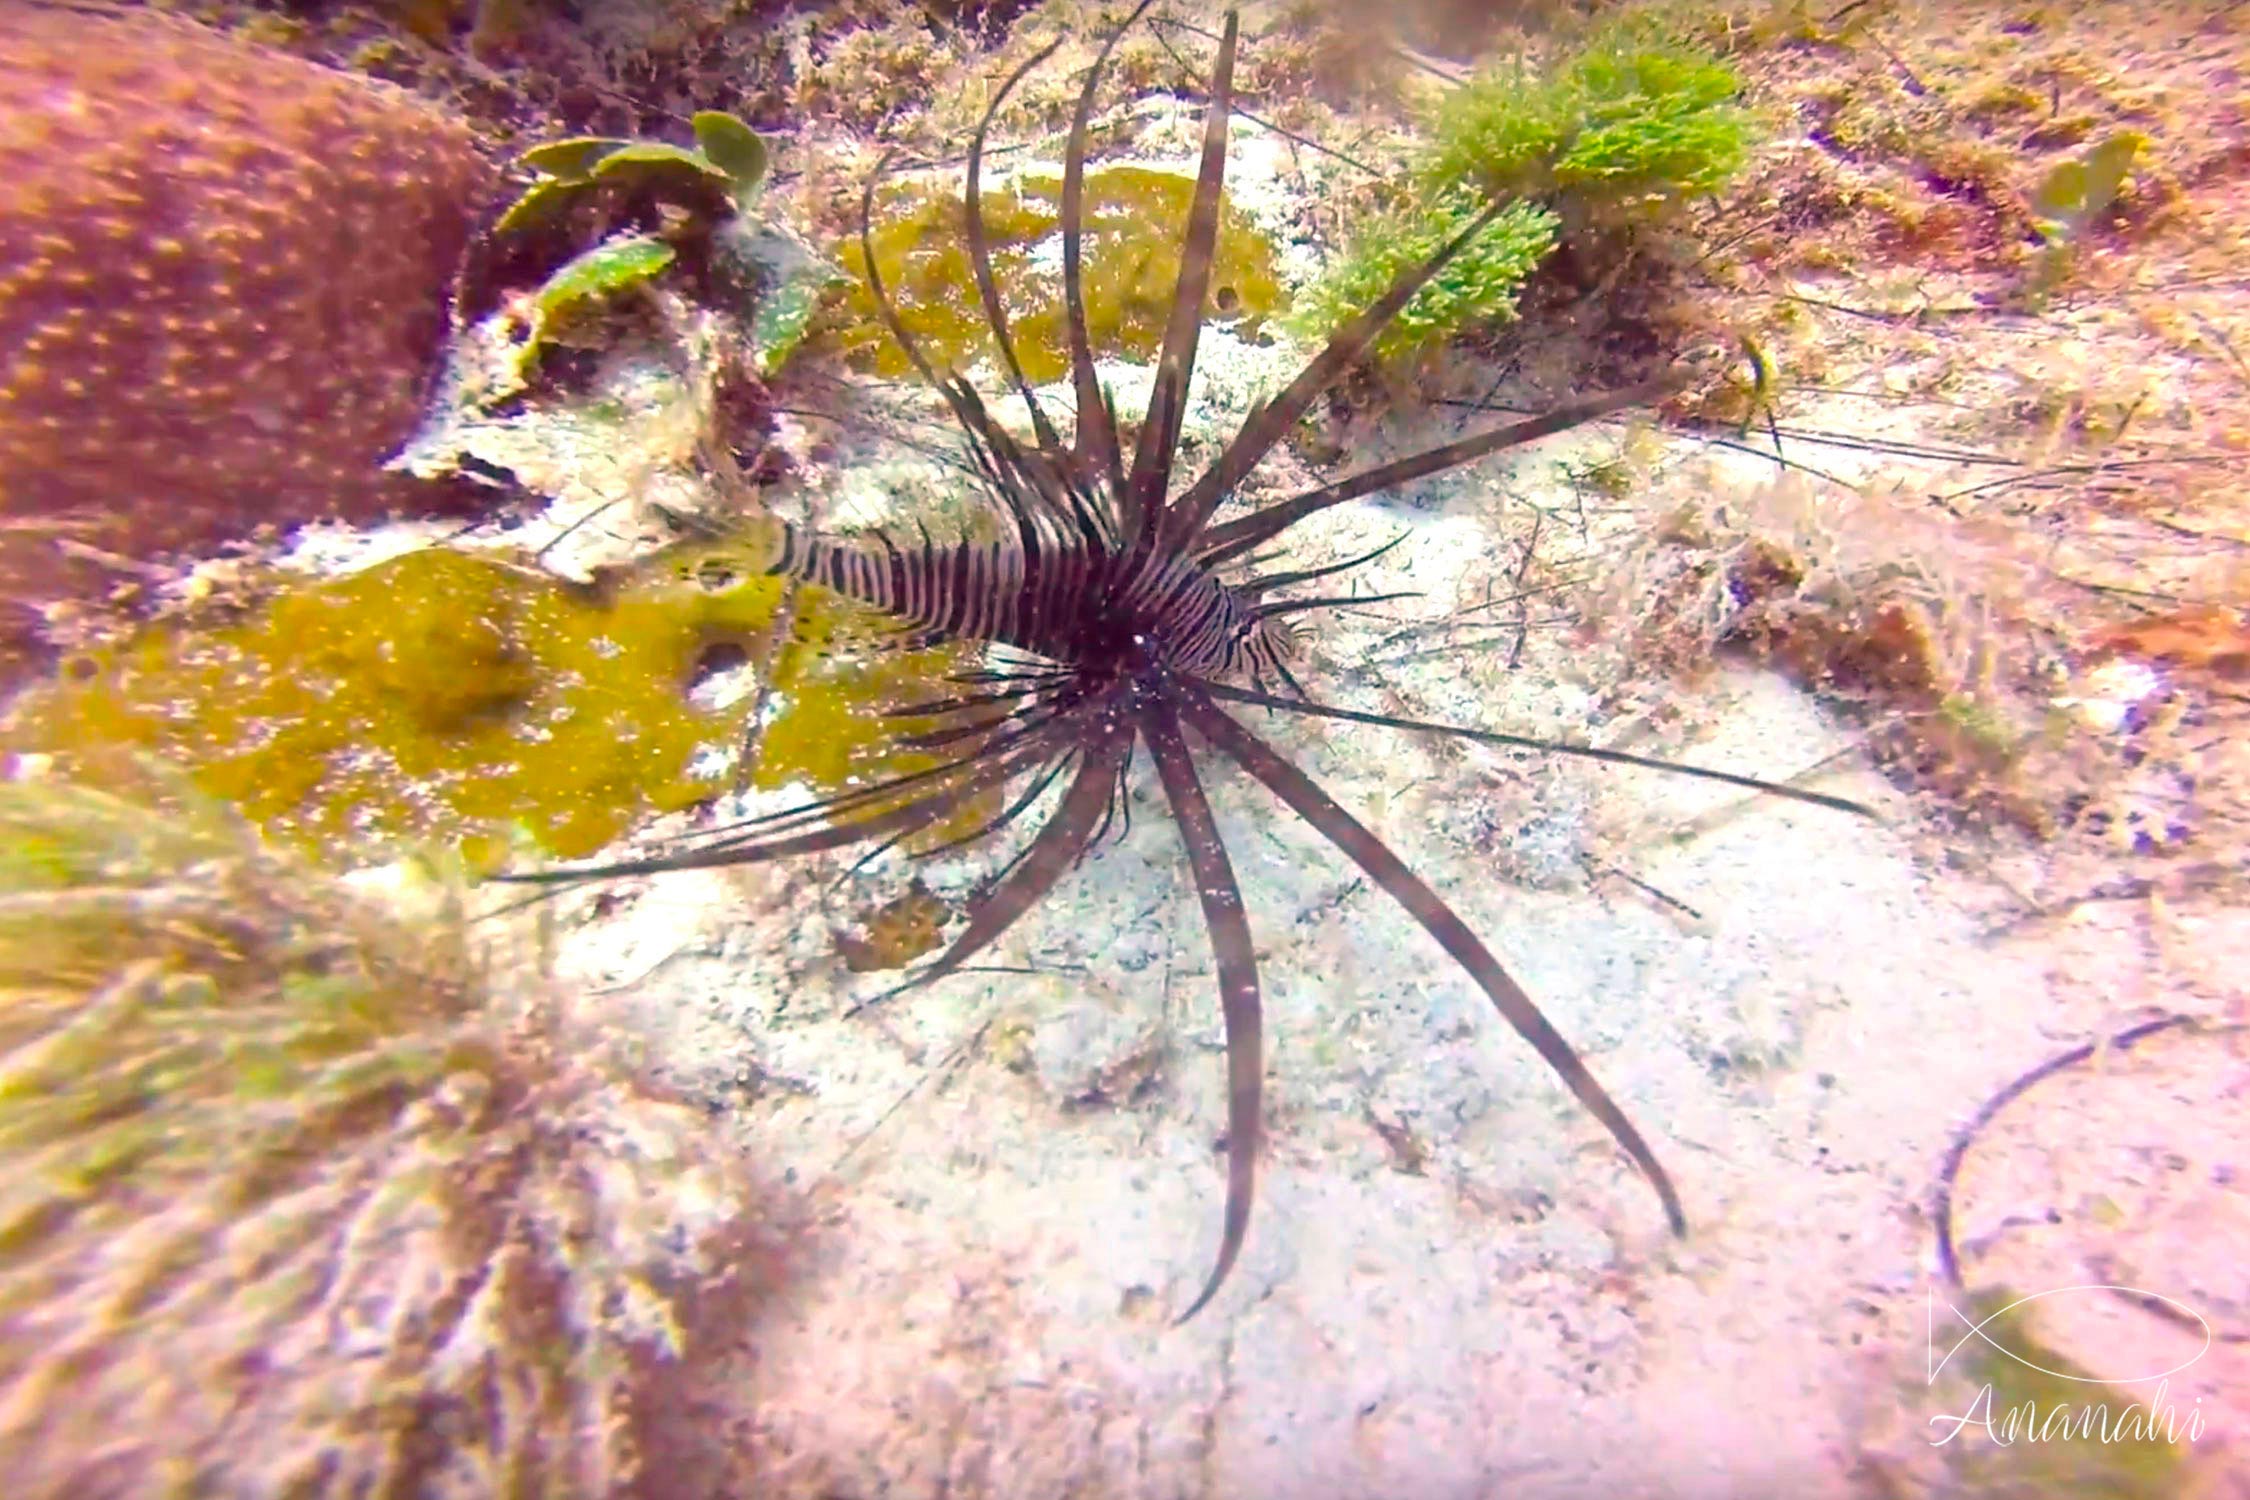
(830, 164), (1285, 382)
(1, 546), (984, 869)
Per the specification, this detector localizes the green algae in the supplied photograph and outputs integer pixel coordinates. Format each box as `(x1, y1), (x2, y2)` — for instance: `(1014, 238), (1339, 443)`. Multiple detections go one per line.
(1287, 190), (1559, 364)
(1, 547), (981, 871)
(830, 164), (1285, 382)
(528, 233), (677, 354)
(690, 110), (770, 203)
(498, 111), (768, 237)
(2025, 130), (2146, 305)
(1290, 11), (1752, 365)
(1424, 12), (1753, 212)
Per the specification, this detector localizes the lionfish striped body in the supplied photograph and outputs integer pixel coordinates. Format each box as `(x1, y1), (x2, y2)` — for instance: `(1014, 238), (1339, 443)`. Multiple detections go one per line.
(738, 501), (1296, 684)
(509, 3), (1866, 1322)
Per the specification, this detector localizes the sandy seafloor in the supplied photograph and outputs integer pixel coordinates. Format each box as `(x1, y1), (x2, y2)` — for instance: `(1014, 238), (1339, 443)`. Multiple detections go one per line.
(469, 351), (2246, 1496)
(345, 15), (2250, 1490)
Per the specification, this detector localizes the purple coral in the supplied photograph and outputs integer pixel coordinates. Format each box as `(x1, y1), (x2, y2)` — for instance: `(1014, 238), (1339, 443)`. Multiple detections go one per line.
(0, 7), (493, 661)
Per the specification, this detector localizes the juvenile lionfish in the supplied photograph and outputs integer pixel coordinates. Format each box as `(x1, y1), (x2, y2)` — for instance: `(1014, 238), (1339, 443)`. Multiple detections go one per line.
(504, 2), (1865, 1322)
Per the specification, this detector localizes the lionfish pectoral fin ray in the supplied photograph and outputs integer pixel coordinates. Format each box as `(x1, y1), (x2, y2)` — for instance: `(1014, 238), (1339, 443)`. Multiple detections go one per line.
(860, 152), (999, 447)
(489, 727), (1055, 886)
(1194, 680), (1876, 817)
(858, 152), (948, 392)
(1136, 10), (1240, 544)
(1168, 193), (1517, 543)
(1252, 590), (1421, 619)
(1063, 0), (1156, 511)
(1141, 696), (1265, 1325)
(907, 754), (1086, 884)
(895, 718), (1134, 997)
(1240, 532), (1414, 602)
(1195, 377), (1684, 569)
(491, 689), (1084, 890)
(968, 34), (1069, 455)
(1174, 682), (1688, 1239)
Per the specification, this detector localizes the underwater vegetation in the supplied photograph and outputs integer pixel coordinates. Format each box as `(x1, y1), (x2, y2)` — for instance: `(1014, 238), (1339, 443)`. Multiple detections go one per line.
(0, 775), (760, 1498)
(500, 109), (771, 237)
(525, 232), (682, 360)
(1422, 10), (1754, 216)
(1293, 7), (1755, 360)
(2024, 129), (2148, 307)
(0, 6), (492, 669)
(831, 164), (1284, 381)
(0, 547), (985, 872)
(1289, 188), (1561, 365)
(470, 108), (837, 383)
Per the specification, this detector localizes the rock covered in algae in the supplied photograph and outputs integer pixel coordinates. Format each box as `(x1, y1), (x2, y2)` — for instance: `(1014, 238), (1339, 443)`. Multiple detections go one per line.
(0, 544), (985, 870)
(831, 164), (1285, 382)
(0, 8), (493, 667)
(0, 774), (763, 1498)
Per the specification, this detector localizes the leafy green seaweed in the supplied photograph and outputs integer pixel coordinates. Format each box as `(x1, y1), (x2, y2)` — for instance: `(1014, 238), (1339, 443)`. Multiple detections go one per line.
(1298, 9), (1754, 361)
(528, 234), (676, 353)
(1288, 192), (1559, 363)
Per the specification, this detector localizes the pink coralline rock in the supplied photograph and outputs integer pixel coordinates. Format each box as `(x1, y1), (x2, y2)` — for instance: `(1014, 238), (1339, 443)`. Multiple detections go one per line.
(0, 6), (494, 665)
